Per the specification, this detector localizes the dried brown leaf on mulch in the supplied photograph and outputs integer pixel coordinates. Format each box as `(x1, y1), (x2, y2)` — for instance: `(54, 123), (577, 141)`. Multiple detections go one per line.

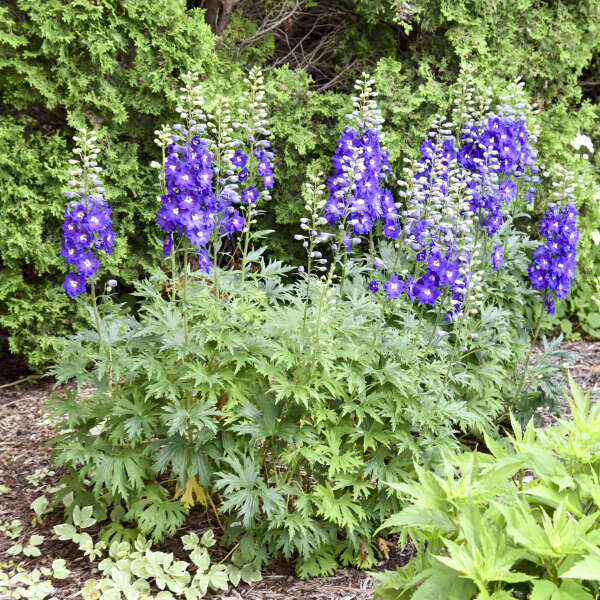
(1, 339), (598, 599)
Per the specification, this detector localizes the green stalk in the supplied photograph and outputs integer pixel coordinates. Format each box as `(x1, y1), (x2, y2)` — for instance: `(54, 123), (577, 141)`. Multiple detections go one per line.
(239, 209), (251, 282)
(338, 250), (350, 296)
(183, 245), (189, 346)
(89, 282), (103, 345)
(513, 299), (545, 405)
(418, 290), (449, 377)
(301, 250), (313, 335)
(212, 232), (219, 297)
(370, 246), (403, 350)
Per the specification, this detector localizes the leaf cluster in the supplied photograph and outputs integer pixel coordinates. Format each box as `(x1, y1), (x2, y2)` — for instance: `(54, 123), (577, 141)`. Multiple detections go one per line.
(47, 220), (560, 575)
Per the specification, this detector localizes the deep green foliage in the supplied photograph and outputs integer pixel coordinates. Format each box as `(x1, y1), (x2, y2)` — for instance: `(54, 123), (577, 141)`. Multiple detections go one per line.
(374, 378), (600, 600)
(0, 0), (216, 367)
(45, 65), (577, 576)
(47, 258), (536, 575)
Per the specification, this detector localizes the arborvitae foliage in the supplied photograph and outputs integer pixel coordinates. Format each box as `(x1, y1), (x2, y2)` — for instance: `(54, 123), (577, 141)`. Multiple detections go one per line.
(0, 0), (216, 368)
(2, 0), (600, 369)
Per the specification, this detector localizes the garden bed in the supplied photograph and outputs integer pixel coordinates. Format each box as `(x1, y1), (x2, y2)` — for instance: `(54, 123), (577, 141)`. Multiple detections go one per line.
(1, 340), (598, 600)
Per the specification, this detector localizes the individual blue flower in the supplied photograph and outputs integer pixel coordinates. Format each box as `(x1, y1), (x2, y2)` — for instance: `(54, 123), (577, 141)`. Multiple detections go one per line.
(218, 209), (244, 235)
(60, 240), (79, 265)
(414, 275), (441, 306)
(404, 276), (415, 301)
(373, 257), (385, 270)
(256, 160), (272, 176)
(383, 274), (404, 298)
(162, 233), (173, 258)
(369, 280), (379, 293)
(198, 248), (211, 274)
(438, 261), (459, 286)
(62, 272), (87, 298)
(491, 245), (504, 271)
(76, 251), (100, 277)
(382, 216), (400, 239)
(241, 186), (260, 204)
(263, 172), (274, 188)
(237, 168), (249, 182)
(231, 149), (248, 168)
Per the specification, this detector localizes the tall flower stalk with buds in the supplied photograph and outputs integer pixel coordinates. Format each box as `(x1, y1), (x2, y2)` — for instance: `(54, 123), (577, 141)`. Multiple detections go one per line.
(516, 166), (579, 402)
(60, 129), (114, 344)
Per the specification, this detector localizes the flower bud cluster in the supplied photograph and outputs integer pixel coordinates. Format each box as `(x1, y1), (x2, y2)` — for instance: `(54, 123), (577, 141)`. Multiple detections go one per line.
(61, 130), (113, 298)
(156, 135), (223, 272)
(234, 67), (274, 198)
(156, 70), (276, 272)
(459, 110), (539, 235)
(295, 173), (332, 274)
(380, 119), (477, 313)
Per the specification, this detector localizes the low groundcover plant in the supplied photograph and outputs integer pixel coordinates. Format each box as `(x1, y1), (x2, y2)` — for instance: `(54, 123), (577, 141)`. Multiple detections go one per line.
(47, 67), (578, 580)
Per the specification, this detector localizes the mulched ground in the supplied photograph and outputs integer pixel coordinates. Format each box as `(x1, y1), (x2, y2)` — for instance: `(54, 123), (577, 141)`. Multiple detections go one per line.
(1, 340), (599, 599)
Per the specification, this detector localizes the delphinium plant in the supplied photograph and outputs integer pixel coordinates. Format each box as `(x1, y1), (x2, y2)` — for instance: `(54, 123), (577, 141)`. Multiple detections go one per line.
(48, 68), (578, 582)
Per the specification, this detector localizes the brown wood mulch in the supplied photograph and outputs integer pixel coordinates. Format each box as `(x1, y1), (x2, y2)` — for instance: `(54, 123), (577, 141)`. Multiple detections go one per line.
(0, 340), (599, 600)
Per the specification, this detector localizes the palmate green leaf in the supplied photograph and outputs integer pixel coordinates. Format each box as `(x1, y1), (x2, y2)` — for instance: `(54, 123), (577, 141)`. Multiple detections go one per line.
(269, 509), (331, 559)
(126, 484), (187, 542)
(182, 362), (233, 396)
(562, 542), (600, 581)
(162, 399), (219, 437)
(228, 394), (299, 443)
(522, 484), (584, 518)
(562, 554), (600, 581)
(95, 446), (151, 500)
(378, 505), (454, 535)
(295, 545), (338, 579)
(530, 579), (595, 600)
(138, 356), (184, 402)
(110, 389), (160, 443)
(312, 483), (366, 533)
(498, 499), (600, 559)
(434, 504), (533, 589)
(331, 475), (373, 500)
(152, 435), (214, 487)
(410, 564), (478, 600)
(215, 454), (286, 528)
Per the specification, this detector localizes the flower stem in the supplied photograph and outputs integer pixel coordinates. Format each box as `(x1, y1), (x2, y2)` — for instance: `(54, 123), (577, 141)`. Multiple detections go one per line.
(183, 245), (189, 346)
(89, 282), (103, 345)
(212, 234), (219, 297)
(418, 292), (448, 377)
(514, 299), (545, 405)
